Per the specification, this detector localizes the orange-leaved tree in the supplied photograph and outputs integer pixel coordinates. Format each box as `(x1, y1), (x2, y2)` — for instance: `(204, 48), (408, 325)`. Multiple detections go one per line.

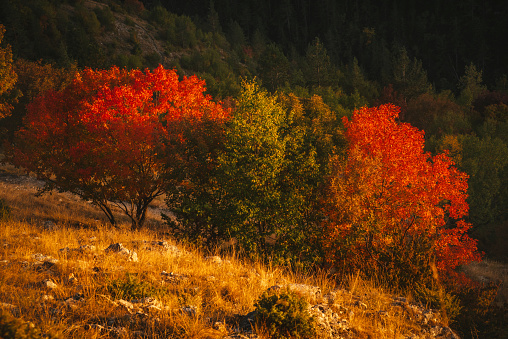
(7, 65), (229, 230)
(322, 104), (481, 287)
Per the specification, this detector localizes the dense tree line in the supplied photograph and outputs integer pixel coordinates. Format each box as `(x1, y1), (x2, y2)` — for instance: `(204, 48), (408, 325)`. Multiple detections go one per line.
(0, 0), (506, 261)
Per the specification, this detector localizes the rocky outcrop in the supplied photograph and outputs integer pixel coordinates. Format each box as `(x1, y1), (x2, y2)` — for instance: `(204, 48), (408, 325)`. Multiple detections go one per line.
(226, 284), (460, 339)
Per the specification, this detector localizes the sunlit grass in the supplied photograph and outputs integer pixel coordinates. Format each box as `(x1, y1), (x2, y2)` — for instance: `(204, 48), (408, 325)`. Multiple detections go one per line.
(0, 163), (504, 338)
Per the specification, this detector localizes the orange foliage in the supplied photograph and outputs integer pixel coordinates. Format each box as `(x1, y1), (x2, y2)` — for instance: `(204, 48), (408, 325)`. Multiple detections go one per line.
(322, 104), (481, 282)
(8, 65), (228, 229)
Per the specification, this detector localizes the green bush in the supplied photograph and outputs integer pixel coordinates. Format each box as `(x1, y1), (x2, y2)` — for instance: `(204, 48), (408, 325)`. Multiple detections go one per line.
(0, 199), (10, 221)
(94, 6), (116, 32)
(412, 283), (462, 323)
(107, 273), (156, 300)
(254, 288), (316, 339)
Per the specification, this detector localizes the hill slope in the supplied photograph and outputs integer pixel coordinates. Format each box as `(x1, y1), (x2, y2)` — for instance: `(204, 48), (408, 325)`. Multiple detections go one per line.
(0, 163), (468, 338)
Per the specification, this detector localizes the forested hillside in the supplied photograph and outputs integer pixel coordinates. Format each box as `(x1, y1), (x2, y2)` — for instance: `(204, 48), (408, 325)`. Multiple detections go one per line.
(0, 0), (507, 337)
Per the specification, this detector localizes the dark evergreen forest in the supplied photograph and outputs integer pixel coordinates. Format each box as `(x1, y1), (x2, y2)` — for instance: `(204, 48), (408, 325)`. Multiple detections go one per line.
(151, 0), (508, 91)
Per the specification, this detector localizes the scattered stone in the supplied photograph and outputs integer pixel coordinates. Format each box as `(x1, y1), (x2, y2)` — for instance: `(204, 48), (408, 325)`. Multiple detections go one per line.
(67, 273), (78, 285)
(43, 279), (58, 289)
(160, 271), (188, 283)
(224, 334), (258, 339)
(104, 243), (138, 262)
(393, 296), (408, 304)
(64, 296), (83, 310)
(180, 305), (197, 316)
(117, 299), (134, 311)
(205, 256), (222, 264)
(42, 295), (54, 301)
(131, 297), (167, 312)
(60, 245), (96, 255)
(0, 302), (17, 310)
(32, 253), (58, 264)
(34, 260), (58, 272)
(309, 303), (353, 339)
(213, 321), (227, 331)
(288, 283), (321, 299)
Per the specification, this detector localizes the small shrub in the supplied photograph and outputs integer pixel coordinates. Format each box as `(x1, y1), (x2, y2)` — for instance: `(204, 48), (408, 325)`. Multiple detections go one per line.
(412, 283), (462, 323)
(0, 309), (57, 338)
(94, 6), (116, 32)
(254, 288), (316, 339)
(145, 52), (162, 69)
(124, 17), (136, 27)
(0, 198), (10, 221)
(107, 273), (156, 300)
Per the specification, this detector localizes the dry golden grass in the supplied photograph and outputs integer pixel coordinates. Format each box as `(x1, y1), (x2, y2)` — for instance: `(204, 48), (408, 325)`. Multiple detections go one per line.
(0, 162), (495, 338)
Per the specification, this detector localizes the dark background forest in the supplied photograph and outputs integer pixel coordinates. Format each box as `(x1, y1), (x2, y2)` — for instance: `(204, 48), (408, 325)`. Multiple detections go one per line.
(152, 0), (508, 92)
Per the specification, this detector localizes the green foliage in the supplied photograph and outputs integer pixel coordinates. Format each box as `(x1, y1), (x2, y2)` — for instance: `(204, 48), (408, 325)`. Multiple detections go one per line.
(412, 283), (462, 323)
(255, 288), (316, 339)
(340, 58), (379, 101)
(214, 81), (323, 262)
(457, 135), (508, 229)
(216, 80), (290, 255)
(163, 116), (229, 247)
(304, 37), (336, 88)
(390, 47), (432, 101)
(107, 274), (157, 300)
(0, 309), (57, 339)
(164, 81), (328, 266)
(458, 63), (487, 107)
(405, 93), (470, 138)
(258, 44), (292, 92)
(145, 52), (162, 68)
(94, 5), (116, 32)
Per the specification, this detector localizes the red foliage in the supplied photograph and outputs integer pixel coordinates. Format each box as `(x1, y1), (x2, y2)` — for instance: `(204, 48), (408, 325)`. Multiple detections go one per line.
(322, 104), (481, 281)
(8, 65), (229, 229)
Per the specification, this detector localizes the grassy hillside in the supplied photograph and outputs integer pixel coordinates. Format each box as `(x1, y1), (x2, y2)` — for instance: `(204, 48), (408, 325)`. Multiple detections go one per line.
(0, 156), (507, 338)
(2, 162), (501, 338)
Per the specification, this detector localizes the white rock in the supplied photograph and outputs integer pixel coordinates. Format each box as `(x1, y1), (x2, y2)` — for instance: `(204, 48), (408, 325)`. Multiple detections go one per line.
(43, 280), (58, 289)
(205, 256), (222, 264)
(117, 299), (134, 310)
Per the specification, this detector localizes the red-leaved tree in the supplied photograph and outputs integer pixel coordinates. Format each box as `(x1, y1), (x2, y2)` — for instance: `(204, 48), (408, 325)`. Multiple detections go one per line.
(322, 104), (481, 286)
(7, 65), (228, 230)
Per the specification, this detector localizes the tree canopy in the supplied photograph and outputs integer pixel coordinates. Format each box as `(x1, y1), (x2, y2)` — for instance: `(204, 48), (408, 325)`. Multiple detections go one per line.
(8, 65), (229, 230)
